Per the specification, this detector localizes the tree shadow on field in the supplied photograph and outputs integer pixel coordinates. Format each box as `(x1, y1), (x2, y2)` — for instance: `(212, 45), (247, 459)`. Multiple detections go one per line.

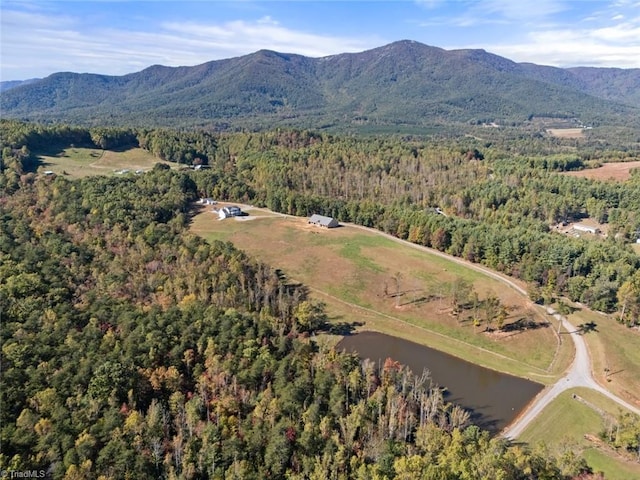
(576, 321), (598, 334)
(500, 317), (550, 335)
(186, 203), (208, 223)
(322, 318), (364, 336)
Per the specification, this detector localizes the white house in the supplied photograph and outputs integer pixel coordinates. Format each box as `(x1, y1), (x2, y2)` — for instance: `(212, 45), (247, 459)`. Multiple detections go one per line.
(218, 206), (242, 219)
(308, 214), (339, 228)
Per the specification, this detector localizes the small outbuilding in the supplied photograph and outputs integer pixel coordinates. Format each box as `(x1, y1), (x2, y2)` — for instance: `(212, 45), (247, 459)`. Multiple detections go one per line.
(308, 214), (339, 228)
(573, 223), (600, 235)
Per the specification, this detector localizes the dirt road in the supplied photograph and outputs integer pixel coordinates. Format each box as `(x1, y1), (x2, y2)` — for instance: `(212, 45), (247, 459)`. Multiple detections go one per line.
(231, 207), (640, 437)
(345, 223), (640, 438)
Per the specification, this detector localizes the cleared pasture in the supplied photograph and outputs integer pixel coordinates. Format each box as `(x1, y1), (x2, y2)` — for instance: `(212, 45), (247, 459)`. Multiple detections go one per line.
(191, 206), (571, 380)
(546, 128), (584, 138)
(35, 147), (170, 178)
(562, 161), (640, 182)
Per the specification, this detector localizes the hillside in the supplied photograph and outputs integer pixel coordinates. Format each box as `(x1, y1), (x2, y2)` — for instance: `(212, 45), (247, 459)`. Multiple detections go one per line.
(2, 40), (639, 131)
(2, 130), (602, 479)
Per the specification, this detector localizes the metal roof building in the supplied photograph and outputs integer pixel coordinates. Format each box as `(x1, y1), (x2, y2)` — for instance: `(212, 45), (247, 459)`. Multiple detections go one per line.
(308, 214), (339, 228)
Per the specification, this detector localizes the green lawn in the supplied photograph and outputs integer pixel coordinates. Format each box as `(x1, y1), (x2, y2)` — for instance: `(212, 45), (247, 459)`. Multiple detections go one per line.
(35, 147), (170, 178)
(190, 208), (570, 381)
(564, 304), (640, 405)
(520, 388), (640, 480)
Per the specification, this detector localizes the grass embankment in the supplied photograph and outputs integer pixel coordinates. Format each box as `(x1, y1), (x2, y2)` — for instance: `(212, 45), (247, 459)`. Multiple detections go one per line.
(520, 388), (640, 480)
(191, 207), (572, 382)
(35, 147), (168, 178)
(559, 304), (640, 407)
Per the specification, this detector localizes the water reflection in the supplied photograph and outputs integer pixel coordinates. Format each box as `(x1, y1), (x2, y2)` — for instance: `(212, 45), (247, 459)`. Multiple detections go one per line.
(337, 331), (543, 433)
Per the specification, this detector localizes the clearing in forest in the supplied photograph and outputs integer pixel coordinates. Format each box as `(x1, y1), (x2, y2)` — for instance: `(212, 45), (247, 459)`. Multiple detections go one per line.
(561, 161), (640, 182)
(546, 128), (584, 138)
(191, 204), (571, 381)
(34, 147), (169, 178)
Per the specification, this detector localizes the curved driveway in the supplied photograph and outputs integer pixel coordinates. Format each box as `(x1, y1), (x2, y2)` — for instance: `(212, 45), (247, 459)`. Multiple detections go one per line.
(236, 207), (640, 437)
(345, 222), (640, 438)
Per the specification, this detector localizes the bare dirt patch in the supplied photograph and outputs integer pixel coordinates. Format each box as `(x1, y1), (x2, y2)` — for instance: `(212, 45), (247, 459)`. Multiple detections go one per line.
(551, 218), (609, 239)
(562, 161), (640, 182)
(546, 128), (584, 138)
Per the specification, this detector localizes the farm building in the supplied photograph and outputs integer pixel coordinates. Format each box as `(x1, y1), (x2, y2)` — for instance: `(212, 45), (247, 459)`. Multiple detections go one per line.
(573, 223), (600, 234)
(218, 206), (242, 219)
(308, 214), (339, 228)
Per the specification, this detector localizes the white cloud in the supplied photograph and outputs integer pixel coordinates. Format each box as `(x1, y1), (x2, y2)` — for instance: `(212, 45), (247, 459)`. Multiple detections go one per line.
(0, 8), (381, 80)
(483, 20), (640, 67)
(429, 0), (640, 67)
(159, 18), (377, 59)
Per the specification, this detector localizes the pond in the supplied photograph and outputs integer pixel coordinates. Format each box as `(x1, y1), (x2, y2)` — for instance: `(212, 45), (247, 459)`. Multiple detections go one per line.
(336, 331), (543, 433)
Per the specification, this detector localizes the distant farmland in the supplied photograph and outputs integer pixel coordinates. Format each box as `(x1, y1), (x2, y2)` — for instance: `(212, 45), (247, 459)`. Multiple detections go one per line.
(562, 161), (640, 182)
(35, 147), (169, 178)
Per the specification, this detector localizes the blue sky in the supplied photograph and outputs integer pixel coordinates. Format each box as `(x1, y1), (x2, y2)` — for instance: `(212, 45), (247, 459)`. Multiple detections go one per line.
(2, 0), (640, 81)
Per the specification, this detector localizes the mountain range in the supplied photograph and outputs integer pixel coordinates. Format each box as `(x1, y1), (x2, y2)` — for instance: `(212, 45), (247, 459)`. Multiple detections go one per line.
(2, 40), (639, 131)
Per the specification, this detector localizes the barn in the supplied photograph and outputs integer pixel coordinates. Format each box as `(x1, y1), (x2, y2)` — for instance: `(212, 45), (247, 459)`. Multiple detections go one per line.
(308, 214), (339, 228)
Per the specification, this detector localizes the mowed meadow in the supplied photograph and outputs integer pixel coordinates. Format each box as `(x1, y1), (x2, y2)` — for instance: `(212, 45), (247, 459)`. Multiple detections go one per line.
(35, 146), (171, 177)
(520, 387), (640, 480)
(191, 204), (573, 382)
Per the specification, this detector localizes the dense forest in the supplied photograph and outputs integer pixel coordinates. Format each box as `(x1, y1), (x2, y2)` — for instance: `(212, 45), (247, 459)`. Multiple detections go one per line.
(2, 121), (640, 321)
(1, 121), (639, 478)
(2, 41), (640, 132)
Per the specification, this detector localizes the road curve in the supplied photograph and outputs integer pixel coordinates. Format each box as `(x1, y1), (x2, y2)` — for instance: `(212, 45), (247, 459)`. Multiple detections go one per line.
(503, 311), (640, 439)
(231, 206), (640, 437)
(344, 223), (640, 437)
(342, 222), (640, 437)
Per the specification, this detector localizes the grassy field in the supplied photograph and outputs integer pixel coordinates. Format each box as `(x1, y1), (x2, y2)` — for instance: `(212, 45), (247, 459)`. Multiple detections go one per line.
(561, 303), (640, 407)
(191, 205), (572, 381)
(35, 146), (170, 178)
(520, 388), (640, 480)
(546, 128), (584, 139)
(562, 160), (640, 182)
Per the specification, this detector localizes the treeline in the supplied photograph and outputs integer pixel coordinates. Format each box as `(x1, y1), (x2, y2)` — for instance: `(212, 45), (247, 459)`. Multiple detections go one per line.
(199, 129), (640, 322)
(2, 121), (639, 321)
(0, 147), (597, 478)
(0, 120), (217, 180)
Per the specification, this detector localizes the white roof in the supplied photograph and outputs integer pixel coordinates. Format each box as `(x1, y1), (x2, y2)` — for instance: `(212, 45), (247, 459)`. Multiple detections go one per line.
(309, 214), (338, 226)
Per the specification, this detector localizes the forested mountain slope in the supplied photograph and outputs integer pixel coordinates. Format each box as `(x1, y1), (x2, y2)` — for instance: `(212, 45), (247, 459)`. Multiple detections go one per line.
(2, 41), (639, 130)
